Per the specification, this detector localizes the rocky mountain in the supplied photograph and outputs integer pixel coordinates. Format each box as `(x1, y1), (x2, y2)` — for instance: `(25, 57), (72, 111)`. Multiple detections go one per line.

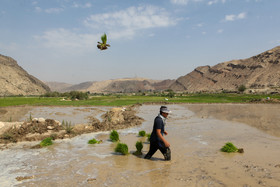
(44, 82), (73, 93)
(170, 46), (280, 93)
(46, 78), (175, 93)
(0, 54), (50, 96)
(8, 46), (279, 95)
(153, 79), (176, 91)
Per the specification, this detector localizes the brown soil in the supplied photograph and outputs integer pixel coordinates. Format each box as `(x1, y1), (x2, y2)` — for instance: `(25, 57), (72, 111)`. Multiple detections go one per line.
(0, 105), (143, 145)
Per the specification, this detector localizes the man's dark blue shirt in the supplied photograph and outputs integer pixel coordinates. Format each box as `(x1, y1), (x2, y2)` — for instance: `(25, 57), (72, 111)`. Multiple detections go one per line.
(149, 115), (165, 143)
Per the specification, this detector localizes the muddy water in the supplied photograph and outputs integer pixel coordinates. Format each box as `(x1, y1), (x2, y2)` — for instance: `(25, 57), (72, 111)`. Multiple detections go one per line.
(19, 106), (112, 124)
(0, 106), (112, 124)
(1, 104), (280, 187)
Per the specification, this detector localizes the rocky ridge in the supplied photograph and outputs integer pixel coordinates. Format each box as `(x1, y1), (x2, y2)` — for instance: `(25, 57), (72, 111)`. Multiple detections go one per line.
(2, 46), (280, 95)
(46, 78), (175, 93)
(0, 54), (50, 96)
(170, 46), (280, 93)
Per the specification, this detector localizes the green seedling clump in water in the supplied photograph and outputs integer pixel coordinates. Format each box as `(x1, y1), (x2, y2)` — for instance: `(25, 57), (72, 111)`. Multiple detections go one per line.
(110, 130), (119, 142)
(133, 141), (143, 155)
(138, 130), (146, 137)
(221, 142), (238, 153)
(115, 143), (129, 155)
(88, 138), (102, 144)
(40, 137), (53, 147)
(136, 141), (143, 152)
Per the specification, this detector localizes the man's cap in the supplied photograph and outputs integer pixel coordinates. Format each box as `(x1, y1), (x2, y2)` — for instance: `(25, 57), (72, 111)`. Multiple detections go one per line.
(160, 106), (171, 114)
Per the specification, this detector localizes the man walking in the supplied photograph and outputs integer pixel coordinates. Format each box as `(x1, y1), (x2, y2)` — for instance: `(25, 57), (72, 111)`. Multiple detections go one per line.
(144, 106), (171, 161)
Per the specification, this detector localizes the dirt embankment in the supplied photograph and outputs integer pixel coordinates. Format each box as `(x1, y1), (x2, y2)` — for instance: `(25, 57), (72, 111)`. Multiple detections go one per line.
(0, 105), (143, 145)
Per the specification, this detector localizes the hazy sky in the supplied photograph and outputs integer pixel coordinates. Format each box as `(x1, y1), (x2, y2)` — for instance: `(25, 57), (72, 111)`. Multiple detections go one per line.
(1, 0), (279, 84)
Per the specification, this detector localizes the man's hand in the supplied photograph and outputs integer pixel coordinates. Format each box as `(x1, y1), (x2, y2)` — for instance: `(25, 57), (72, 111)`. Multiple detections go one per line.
(164, 131), (168, 135)
(156, 129), (170, 147)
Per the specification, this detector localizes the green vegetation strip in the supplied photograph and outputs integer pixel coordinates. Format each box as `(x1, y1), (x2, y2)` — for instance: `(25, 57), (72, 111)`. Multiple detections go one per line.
(0, 93), (280, 107)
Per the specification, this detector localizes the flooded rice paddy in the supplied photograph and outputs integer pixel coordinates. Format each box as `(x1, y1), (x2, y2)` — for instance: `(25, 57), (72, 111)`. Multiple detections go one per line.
(0, 104), (280, 186)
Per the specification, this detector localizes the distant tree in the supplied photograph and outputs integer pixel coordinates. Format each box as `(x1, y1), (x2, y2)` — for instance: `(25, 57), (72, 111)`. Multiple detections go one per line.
(166, 89), (175, 98)
(42, 91), (89, 100)
(69, 91), (89, 100)
(238, 85), (246, 92)
(43, 91), (60, 97)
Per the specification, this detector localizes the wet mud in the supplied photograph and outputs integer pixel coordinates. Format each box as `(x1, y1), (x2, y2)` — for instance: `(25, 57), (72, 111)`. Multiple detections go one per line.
(0, 104), (280, 186)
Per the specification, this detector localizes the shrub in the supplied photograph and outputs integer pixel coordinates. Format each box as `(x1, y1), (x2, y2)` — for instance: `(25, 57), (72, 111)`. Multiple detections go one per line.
(69, 91), (89, 100)
(138, 130), (146, 137)
(40, 137), (53, 147)
(42, 91), (89, 100)
(115, 143), (129, 155)
(166, 89), (175, 98)
(238, 85), (246, 92)
(88, 138), (102, 144)
(63, 121), (74, 134)
(221, 142), (238, 153)
(110, 130), (119, 142)
(42, 91), (60, 97)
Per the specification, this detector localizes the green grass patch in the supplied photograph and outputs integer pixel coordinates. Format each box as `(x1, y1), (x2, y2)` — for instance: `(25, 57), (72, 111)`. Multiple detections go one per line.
(1, 93), (280, 107)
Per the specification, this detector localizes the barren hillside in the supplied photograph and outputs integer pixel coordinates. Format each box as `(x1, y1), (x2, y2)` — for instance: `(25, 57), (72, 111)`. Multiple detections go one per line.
(44, 82), (73, 92)
(47, 78), (174, 93)
(170, 46), (280, 93)
(0, 54), (50, 96)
